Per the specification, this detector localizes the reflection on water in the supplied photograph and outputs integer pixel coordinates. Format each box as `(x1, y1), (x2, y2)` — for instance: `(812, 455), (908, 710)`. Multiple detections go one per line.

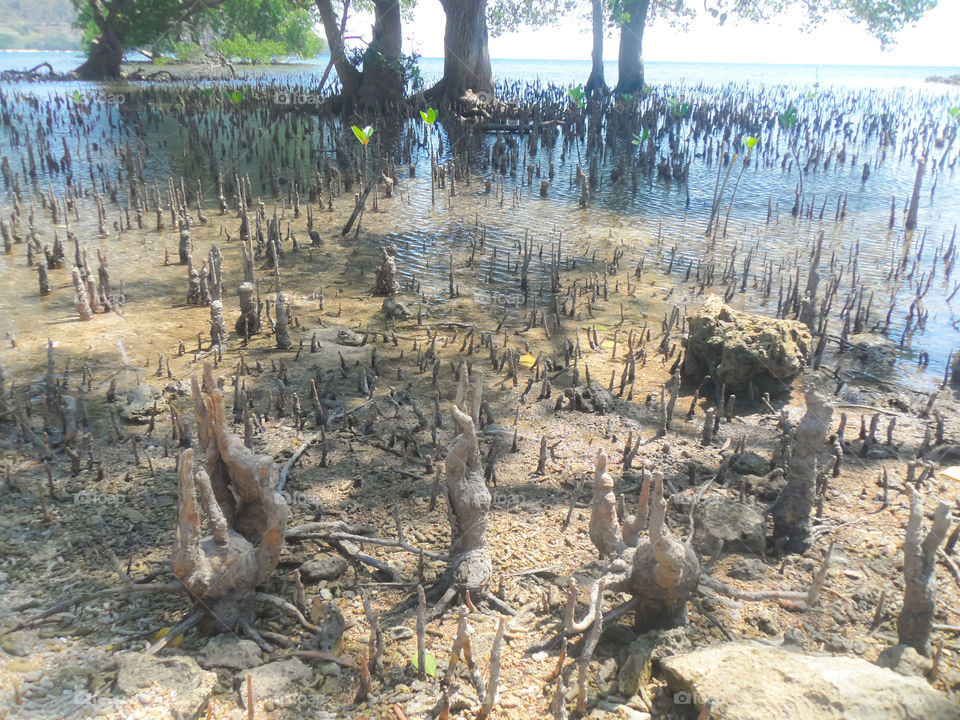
(0, 64), (958, 394)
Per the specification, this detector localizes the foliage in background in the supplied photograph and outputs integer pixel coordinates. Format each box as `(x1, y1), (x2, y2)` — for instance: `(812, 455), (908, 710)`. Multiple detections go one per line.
(73, 0), (324, 63)
(639, 0), (937, 47)
(486, 0), (581, 35)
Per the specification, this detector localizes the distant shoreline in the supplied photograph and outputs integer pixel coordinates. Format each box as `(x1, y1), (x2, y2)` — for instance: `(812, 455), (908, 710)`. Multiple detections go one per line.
(2, 50), (960, 71)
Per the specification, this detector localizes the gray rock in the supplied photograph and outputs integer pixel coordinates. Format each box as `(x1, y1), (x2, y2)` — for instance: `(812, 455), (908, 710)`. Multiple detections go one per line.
(568, 381), (616, 414)
(196, 636), (263, 671)
(848, 333), (898, 367)
(164, 379), (191, 397)
(335, 328), (366, 346)
(617, 628), (692, 697)
(693, 496), (766, 557)
(748, 470), (787, 502)
(731, 452), (771, 477)
(382, 296), (411, 319)
(299, 556), (349, 583)
(683, 296), (810, 395)
(865, 443), (900, 460)
(875, 644), (933, 678)
(116, 652), (216, 720)
(117, 384), (164, 424)
(1, 630), (33, 657)
(661, 642), (960, 720)
(618, 632), (657, 696)
(727, 557), (768, 582)
(235, 658), (311, 708)
(612, 708), (651, 720)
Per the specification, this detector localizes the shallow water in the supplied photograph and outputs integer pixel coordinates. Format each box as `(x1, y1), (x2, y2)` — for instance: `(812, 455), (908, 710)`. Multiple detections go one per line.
(0, 69), (958, 395)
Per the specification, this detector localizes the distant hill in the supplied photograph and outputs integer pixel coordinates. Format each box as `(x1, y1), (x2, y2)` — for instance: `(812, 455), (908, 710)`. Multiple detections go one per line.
(0, 0), (81, 50)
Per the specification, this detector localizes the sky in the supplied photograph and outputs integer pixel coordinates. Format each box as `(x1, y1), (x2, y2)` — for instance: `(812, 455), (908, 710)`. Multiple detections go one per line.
(347, 1), (960, 67)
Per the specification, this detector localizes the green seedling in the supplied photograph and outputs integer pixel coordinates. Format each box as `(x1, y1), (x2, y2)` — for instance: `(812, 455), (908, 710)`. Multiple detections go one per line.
(420, 108), (437, 203)
(568, 84), (586, 109)
(949, 107), (960, 121)
(779, 105), (799, 130)
(631, 129), (649, 146)
(352, 124), (374, 146)
(667, 97), (689, 118)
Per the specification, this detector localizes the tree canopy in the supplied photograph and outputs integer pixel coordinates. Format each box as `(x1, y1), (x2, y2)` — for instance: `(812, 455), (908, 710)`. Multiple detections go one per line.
(72, 0), (324, 77)
(608, 0), (939, 94)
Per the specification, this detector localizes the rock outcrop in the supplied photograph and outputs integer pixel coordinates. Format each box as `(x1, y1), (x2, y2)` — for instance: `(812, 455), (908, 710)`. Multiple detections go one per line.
(683, 296), (810, 395)
(116, 652), (217, 720)
(693, 496), (765, 557)
(661, 642), (960, 720)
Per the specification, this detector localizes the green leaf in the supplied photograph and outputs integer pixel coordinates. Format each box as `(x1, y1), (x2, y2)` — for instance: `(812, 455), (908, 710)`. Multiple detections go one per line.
(229, 90), (243, 104)
(410, 652), (437, 676)
(631, 129), (649, 146)
(779, 106), (799, 130)
(621, 92), (634, 102)
(567, 84), (585, 108)
(745, 136), (758, 149)
(352, 124), (374, 145)
(949, 107), (960, 121)
(72, 90), (84, 103)
(420, 107), (437, 124)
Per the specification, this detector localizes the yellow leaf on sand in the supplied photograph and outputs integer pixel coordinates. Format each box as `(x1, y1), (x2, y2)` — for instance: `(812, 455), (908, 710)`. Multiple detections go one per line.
(939, 466), (960, 483)
(154, 627), (184, 647)
(601, 340), (615, 349)
(518, 353), (536, 368)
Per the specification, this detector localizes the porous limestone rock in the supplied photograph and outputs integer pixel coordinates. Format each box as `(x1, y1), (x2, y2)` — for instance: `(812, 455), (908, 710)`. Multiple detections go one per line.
(683, 296), (810, 395)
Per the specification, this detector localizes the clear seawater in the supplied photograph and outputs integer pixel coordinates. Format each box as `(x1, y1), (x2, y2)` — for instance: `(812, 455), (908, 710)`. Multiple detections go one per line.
(2, 50), (958, 93)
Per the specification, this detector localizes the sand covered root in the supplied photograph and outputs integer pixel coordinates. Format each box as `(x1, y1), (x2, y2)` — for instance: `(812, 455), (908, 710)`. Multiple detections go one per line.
(444, 403), (492, 598)
(898, 488), (953, 657)
(175, 363), (290, 630)
(771, 383), (834, 553)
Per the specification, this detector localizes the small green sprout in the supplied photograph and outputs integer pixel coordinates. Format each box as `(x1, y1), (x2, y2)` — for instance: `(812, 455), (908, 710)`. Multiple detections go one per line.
(419, 107), (437, 125)
(949, 107), (960, 121)
(667, 97), (689, 118)
(568, 84), (586, 109)
(352, 124), (374, 146)
(631, 129), (649, 146)
(779, 106), (799, 130)
(744, 136), (758, 149)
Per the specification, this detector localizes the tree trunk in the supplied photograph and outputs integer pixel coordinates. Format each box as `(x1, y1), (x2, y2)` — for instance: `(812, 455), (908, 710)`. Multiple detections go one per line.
(584, 0), (605, 96)
(615, 0), (650, 96)
(315, 0), (361, 99)
(74, 6), (124, 82)
(358, 0), (404, 105)
(433, 0), (494, 100)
